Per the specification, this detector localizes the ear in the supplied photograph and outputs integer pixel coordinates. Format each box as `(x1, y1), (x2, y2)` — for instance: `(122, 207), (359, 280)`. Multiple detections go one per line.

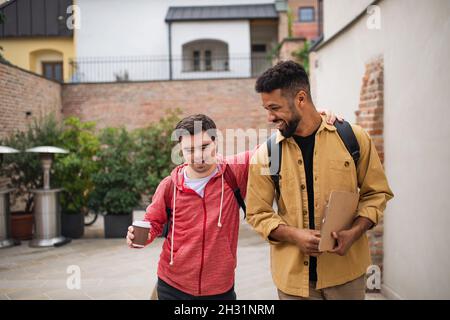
(295, 90), (308, 108)
(212, 140), (218, 154)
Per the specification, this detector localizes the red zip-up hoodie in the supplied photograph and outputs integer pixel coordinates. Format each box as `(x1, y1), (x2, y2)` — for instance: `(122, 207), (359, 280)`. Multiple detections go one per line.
(143, 151), (250, 296)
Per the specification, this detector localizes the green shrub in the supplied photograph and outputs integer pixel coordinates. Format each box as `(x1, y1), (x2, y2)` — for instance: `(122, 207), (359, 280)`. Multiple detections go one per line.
(133, 109), (180, 196)
(88, 127), (141, 215)
(292, 40), (311, 74)
(53, 117), (100, 215)
(1, 110), (180, 216)
(0, 114), (64, 213)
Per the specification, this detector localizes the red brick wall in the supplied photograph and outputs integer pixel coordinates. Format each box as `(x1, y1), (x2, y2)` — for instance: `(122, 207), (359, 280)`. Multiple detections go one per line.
(62, 78), (268, 139)
(0, 59), (268, 157)
(355, 56), (384, 270)
(289, 0), (320, 40)
(0, 61), (63, 189)
(0, 61), (63, 140)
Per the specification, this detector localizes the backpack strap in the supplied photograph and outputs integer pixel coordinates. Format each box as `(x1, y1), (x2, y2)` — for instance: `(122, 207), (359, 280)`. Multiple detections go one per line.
(161, 179), (174, 238)
(266, 132), (282, 201)
(334, 121), (360, 167)
(223, 165), (247, 218)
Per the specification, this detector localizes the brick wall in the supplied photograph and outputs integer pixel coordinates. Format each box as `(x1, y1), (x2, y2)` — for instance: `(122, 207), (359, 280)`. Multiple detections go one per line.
(289, 0), (320, 40)
(0, 61), (268, 149)
(62, 79), (268, 153)
(279, 38), (305, 61)
(355, 55), (385, 270)
(0, 61), (63, 140)
(0, 61), (63, 189)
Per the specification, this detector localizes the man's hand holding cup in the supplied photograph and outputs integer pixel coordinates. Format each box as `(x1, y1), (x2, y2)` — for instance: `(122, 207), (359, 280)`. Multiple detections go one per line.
(127, 221), (151, 248)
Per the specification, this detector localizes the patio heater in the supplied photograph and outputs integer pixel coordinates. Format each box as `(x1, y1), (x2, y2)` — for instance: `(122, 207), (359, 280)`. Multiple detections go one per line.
(26, 146), (71, 247)
(0, 146), (20, 249)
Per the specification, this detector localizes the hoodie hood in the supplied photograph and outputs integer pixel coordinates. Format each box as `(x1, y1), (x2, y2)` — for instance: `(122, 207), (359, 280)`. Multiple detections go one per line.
(170, 157), (228, 191)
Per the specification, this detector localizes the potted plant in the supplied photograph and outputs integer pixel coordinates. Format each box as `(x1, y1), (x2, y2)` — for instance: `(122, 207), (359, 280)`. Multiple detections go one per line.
(0, 114), (63, 240)
(53, 117), (100, 239)
(88, 128), (141, 238)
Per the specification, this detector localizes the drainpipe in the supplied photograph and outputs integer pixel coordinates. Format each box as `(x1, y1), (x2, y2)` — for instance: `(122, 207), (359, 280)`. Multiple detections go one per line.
(168, 21), (173, 80)
(318, 0), (323, 38)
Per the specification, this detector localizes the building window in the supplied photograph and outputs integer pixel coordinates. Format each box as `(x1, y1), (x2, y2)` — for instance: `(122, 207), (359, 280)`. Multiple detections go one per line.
(205, 50), (212, 71)
(42, 61), (63, 82)
(193, 51), (200, 71)
(298, 7), (315, 22)
(251, 44), (267, 53)
(182, 39), (229, 72)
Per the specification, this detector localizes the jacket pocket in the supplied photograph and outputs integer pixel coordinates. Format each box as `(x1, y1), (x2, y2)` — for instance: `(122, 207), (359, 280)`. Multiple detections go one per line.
(277, 175), (297, 215)
(328, 158), (357, 192)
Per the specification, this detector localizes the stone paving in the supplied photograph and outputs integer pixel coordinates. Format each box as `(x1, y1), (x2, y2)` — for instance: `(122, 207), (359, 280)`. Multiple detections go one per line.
(0, 211), (385, 300)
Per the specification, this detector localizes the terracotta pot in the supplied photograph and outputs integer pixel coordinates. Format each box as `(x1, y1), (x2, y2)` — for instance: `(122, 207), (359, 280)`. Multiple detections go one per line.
(11, 211), (33, 240)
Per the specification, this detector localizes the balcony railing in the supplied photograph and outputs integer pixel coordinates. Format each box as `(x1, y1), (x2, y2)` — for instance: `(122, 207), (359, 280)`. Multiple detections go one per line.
(68, 55), (274, 83)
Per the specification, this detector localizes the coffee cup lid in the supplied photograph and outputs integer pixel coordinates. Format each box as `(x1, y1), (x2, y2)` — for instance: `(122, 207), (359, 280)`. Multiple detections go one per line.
(133, 220), (151, 228)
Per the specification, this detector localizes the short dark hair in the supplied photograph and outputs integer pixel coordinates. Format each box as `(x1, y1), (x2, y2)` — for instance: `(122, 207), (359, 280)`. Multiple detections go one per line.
(255, 60), (310, 99)
(175, 114), (217, 142)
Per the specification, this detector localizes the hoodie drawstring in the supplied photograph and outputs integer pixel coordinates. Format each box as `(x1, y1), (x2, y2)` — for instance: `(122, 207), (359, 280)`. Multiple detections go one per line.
(217, 173), (224, 227)
(169, 167), (225, 267)
(169, 181), (177, 266)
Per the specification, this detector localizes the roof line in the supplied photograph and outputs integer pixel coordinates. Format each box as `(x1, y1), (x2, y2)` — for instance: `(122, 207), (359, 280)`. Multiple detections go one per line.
(165, 3), (278, 23)
(0, 59), (62, 85)
(166, 17), (278, 22)
(167, 3), (275, 10)
(0, 0), (17, 10)
(311, 0), (382, 52)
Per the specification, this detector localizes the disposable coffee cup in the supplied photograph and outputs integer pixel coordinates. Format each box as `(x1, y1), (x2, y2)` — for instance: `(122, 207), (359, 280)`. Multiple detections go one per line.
(132, 221), (151, 247)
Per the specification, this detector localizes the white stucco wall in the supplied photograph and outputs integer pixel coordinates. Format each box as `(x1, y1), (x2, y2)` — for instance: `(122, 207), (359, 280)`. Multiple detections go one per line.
(74, 0), (275, 81)
(312, 0), (450, 299)
(322, 0), (375, 40)
(75, 0), (170, 81)
(75, 0), (275, 57)
(381, 0), (450, 300)
(311, 15), (383, 122)
(171, 20), (251, 79)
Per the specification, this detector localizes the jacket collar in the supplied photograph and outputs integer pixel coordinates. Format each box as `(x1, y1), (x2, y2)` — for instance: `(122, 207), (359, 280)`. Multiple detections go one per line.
(275, 114), (336, 144)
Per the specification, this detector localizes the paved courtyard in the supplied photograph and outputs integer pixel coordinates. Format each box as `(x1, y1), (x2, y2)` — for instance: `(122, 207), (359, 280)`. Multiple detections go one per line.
(0, 211), (385, 300)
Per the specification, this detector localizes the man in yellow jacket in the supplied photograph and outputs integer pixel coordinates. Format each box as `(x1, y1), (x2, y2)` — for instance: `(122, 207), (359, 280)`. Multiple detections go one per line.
(246, 61), (394, 300)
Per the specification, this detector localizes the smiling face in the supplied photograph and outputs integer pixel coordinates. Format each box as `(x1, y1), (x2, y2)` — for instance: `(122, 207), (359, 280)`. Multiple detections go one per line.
(262, 89), (302, 138)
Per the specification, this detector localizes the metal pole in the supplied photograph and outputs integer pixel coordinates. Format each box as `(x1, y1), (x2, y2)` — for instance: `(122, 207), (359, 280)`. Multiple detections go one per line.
(168, 22), (173, 80)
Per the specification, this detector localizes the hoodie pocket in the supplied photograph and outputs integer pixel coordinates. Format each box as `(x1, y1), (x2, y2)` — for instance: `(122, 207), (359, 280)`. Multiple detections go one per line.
(202, 234), (237, 283)
(167, 243), (200, 277)
(172, 245), (186, 265)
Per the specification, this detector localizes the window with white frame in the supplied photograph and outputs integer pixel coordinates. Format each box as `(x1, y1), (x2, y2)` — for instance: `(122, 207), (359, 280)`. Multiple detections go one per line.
(182, 39), (229, 72)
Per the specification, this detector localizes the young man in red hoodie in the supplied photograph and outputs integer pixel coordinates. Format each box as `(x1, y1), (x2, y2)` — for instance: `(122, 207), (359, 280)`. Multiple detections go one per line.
(126, 112), (338, 300)
(127, 114), (250, 300)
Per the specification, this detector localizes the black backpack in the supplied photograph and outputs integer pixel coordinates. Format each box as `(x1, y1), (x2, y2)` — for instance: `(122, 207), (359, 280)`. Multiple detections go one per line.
(267, 120), (360, 200)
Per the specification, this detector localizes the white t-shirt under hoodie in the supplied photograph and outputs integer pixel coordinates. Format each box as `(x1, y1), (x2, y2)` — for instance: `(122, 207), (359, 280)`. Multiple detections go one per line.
(183, 166), (219, 198)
